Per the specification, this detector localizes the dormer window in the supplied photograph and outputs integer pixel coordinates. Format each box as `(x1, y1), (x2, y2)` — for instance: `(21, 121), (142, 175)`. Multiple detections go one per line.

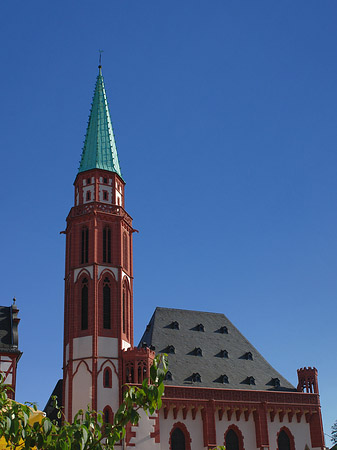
(166, 345), (175, 354)
(220, 326), (228, 334)
(244, 352), (253, 360)
(220, 374), (229, 384)
(170, 321), (179, 330)
(191, 373), (201, 382)
(247, 376), (255, 385)
(196, 323), (204, 332)
(220, 349), (228, 358)
(272, 378), (280, 388)
(165, 371), (173, 381)
(194, 347), (202, 356)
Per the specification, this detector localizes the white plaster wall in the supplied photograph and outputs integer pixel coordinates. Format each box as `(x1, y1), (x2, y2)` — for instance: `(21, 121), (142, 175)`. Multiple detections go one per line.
(72, 362), (92, 420)
(97, 362), (119, 415)
(4, 373), (12, 385)
(83, 186), (94, 203)
(216, 415), (256, 449)
(122, 340), (131, 350)
(97, 266), (118, 281)
(159, 409), (206, 450)
(129, 410), (160, 449)
(99, 185), (112, 203)
(0, 358), (13, 385)
(122, 271), (130, 283)
(268, 416), (312, 450)
(74, 266), (93, 281)
(73, 336), (92, 360)
(83, 178), (93, 185)
(98, 337), (118, 358)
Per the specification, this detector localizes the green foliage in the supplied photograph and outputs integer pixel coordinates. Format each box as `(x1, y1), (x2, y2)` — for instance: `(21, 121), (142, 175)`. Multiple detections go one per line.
(332, 419), (337, 444)
(0, 354), (168, 449)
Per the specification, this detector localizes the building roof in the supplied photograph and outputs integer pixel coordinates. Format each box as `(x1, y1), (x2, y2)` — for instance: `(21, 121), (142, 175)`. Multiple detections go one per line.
(0, 305), (21, 354)
(78, 66), (122, 178)
(44, 379), (63, 425)
(139, 307), (295, 391)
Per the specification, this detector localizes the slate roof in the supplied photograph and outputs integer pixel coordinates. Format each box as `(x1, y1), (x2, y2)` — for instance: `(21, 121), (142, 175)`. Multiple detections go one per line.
(78, 66), (122, 178)
(44, 379), (63, 425)
(139, 307), (295, 391)
(0, 306), (21, 354)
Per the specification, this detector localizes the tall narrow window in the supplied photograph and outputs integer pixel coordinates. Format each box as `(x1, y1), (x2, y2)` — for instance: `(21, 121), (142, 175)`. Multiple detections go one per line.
(122, 286), (126, 334)
(103, 367), (112, 388)
(103, 277), (111, 329)
(81, 278), (88, 330)
(81, 227), (89, 264)
(123, 232), (128, 271)
(103, 406), (113, 424)
(103, 227), (111, 263)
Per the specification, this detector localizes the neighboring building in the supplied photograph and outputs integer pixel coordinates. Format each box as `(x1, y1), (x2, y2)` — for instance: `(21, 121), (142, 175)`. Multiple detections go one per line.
(0, 299), (21, 399)
(53, 65), (325, 449)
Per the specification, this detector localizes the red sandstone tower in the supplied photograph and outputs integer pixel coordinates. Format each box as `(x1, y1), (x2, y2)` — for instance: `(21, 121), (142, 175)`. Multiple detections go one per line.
(62, 65), (134, 421)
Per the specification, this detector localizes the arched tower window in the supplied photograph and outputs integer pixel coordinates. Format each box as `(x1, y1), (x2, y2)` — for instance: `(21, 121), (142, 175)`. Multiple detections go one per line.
(169, 423), (191, 450)
(103, 367), (112, 388)
(277, 428), (295, 450)
(103, 227), (111, 263)
(123, 232), (128, 271)
(81, 278), (88, 330)
(103, 406), (113, 424)
(103, 277), (111, 329)
(122, 284), (126, 334)
(81, 227), (89, 264)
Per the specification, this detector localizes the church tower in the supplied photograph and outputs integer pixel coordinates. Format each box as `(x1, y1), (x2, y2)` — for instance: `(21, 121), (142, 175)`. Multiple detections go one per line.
(63, 65), (134, 421)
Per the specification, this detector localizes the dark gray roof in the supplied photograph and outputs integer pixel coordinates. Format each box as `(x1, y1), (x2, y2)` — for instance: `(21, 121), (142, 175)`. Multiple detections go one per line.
(0, 306), (21, 354)
(44, 379), (63, 425)
(139, 307), (295, 391)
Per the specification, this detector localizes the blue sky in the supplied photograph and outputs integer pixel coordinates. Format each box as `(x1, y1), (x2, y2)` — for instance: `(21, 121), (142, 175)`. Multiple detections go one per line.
(1, 0), (336, 445)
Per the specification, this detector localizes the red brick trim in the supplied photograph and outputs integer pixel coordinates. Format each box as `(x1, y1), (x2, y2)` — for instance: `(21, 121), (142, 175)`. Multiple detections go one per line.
(150, 414), (160, 443)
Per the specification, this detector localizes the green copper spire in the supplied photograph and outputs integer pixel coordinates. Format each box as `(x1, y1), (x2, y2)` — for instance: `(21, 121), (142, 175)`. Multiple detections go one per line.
(79, 66), (122, 177)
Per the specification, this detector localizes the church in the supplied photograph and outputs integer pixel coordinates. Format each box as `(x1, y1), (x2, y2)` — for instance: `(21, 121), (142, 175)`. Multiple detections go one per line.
(32, 65), (326, 449)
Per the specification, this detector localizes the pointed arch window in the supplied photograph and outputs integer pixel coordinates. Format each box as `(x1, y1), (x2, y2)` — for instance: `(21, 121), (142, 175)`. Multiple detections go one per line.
(103, 277), (111, 329)
(123, 232), (128, 271)
(224, 425), (245, 450)
(81, 227), (89, 264)
(103, 227), (111, 263)
(225, 429), (239, 450)
(277, 428), (295, 450)
(81, 278), (88, 330)
(169, 423), (191, 450)
(122, 282), (129, 337)
(103, 406), (113, 424)
(103, 367), (112, 388)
